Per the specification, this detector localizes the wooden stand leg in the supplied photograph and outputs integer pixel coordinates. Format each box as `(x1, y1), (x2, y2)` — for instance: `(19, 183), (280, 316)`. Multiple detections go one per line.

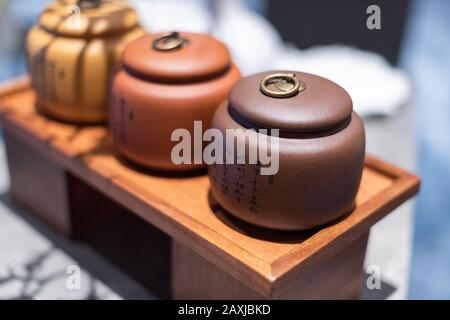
(172, 232), (369, 300)
(4, 126), (72, 236)
(68, 174), (172, 299)
(172, 241), (264, 299)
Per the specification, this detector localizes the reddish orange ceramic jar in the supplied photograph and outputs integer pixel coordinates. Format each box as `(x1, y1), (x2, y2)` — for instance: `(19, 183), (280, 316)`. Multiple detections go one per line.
(110, 32), (241, 171)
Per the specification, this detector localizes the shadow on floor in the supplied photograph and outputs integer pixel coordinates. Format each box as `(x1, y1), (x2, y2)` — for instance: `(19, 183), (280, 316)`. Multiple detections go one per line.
(0, 191), (157, 300)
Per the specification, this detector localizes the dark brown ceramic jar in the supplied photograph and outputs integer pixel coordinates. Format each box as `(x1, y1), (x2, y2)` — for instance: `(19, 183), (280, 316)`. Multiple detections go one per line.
(208, 71), (365, 230)
(110, 32), (241, 171)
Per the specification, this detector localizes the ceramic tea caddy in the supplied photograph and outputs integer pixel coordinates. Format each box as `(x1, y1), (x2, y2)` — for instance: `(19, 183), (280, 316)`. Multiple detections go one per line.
(26, 0), (145, 124)
(208, 71), (366, 230)
(110, 31), (241, 171)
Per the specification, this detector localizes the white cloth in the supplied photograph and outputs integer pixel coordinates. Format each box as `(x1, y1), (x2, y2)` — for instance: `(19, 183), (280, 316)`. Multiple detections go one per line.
(274, 45), (412, 117)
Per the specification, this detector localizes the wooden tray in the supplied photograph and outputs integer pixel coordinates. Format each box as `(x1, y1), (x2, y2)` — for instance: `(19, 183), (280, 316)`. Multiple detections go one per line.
(0, 78), (420, 299)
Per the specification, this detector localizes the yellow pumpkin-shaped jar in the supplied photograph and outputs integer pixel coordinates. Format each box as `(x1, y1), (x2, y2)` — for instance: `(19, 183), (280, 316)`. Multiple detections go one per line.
(26, 0), (145, 124)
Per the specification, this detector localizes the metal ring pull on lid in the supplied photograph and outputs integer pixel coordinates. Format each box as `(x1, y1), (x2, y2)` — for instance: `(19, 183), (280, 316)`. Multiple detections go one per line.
(77, 0), (101, 10)
(152, 32), (189, 51)
(260, 73), (307, 98)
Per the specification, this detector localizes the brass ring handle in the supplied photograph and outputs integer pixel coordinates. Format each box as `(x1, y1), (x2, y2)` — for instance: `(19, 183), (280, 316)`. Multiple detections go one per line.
(260, 73), (306, 98)
(77, 0), (101, 10)
(152, 32), (189, 51)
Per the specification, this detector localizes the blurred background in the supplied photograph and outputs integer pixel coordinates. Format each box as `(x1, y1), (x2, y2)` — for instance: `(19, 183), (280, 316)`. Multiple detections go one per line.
(0, 0), (449, 299)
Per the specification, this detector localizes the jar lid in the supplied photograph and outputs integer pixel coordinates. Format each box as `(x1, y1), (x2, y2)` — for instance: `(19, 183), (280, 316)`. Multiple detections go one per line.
(123, 32), (232, 82)
(38, 0), (140, 37)
(228, 71), (353, 133)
